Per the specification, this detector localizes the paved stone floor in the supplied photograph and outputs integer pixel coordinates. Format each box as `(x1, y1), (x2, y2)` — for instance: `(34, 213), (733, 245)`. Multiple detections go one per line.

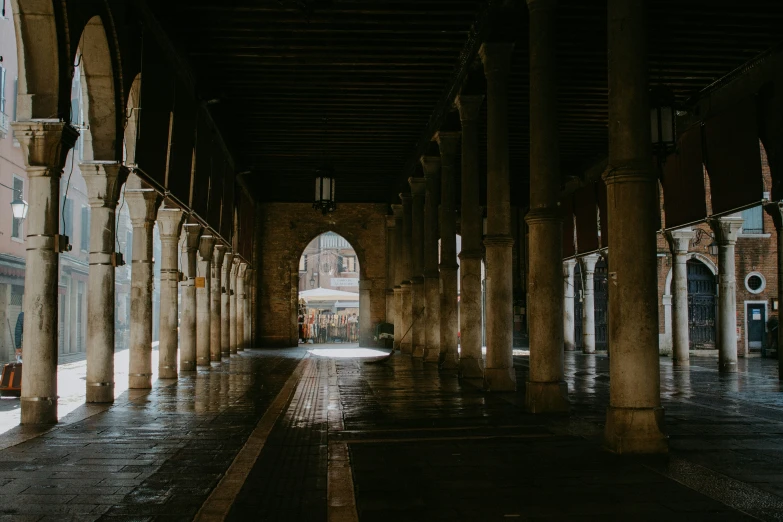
(0, 346), (782, 520)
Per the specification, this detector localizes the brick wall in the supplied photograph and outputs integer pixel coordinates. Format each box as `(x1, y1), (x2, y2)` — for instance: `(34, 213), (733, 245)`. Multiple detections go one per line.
(655, 142), (778, 356)
(256, 203), (388, 347)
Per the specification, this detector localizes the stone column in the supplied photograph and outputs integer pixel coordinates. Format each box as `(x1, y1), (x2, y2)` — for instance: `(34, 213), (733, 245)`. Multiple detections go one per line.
(524, 0), (568, 411)
(180, 223), (201, 372)
(666, 230), (693, 366)
(211, 244), (227, 365)
(196, 235), (215, 369)
(155, 205), (184, 380)
(125, 175), (162, 389)
(436, 132), (461, 369)
(221, 251), (234, 360)
(409, 177), (427, 358)
(244, 268), (254, 348)
(359, 279), (372, 346)
(421, 154), (441, 362)
(603, 0), (667, 453)
(580, 254), (600, 355)
(400, 193), (414, 354)
(480, 43), (516, 391)
(456, 94), (485, 378)
(391, 204), (404, 351)
(386, 215), (396, 324)
(80, 162), (128, 403)
(13, 122), (78, 424)
(82, 162), (127, 401)
(563, 259), (576, 352)
(237, 262), (248, 352)
(709, 216), (743, 373)
(230, 258), (239, 354)
(764, 202), (783, 377)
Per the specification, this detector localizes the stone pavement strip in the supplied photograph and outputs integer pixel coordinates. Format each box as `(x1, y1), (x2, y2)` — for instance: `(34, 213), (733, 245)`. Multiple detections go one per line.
(0, 347), (782, 520)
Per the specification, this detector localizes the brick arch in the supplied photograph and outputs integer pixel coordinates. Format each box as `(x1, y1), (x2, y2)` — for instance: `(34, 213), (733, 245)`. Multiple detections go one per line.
(257, 203), (389, 347)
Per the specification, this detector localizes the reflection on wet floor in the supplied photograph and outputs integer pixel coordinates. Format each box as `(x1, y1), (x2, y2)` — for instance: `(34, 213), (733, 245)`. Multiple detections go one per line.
(0, 346), (780, 520)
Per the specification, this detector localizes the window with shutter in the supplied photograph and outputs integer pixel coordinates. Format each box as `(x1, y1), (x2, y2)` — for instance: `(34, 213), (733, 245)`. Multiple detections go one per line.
(81, 206), (90, 251)
(740, 205), (763, 235)
(63, 198), (73, 238)
(11, 176), (23, 240)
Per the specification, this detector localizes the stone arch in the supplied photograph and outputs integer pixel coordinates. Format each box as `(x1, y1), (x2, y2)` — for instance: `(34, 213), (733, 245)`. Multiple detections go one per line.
(123, 73), (141, 165)
(664, 252), (718, 297)
(662, 253), (718, 352)
(10, 0), (61, 120)
(73, 15), (117, 161)
(257, 203), (388, 348)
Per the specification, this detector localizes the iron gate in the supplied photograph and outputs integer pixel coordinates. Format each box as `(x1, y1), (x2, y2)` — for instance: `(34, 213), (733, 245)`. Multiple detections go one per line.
(687, 259), (716, 349)
(573, 259), (608, 350)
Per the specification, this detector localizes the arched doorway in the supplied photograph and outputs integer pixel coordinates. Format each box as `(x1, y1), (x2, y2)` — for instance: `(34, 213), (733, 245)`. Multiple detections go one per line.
(573, 257), (608, 350)
(687, 258), (717, 349)
(297, 232), (362, 345)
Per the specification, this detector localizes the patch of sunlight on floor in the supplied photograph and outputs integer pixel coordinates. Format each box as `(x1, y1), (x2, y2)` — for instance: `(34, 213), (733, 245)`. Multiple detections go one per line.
(0, 343), (161, 436)
(308, 343), (390, 359)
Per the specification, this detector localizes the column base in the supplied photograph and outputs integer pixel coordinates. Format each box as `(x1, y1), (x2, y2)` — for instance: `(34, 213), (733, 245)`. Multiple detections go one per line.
(604, 406), (668, 454)
(440, 352), (459, 370)
(237, 348), (245, 352)
(210, 362), (222, 367)
(483, 367), (517, 392)
(582, 348), (595, 355)
(460, 357), (484, 379)
(159, 367), (177, 380)
(197, 365), (211, 371)
(412, 344), (425, 358)
(423, 347), (440, 363)
(20, 398), (57, 425)
(400, 342), (412, 355)
(129, 375), (152, 389)
(181, 361), (196, 372)
(672, 358), (690, 367)
(525, 381), (569, 413)
(86, 384), (115, 403)
(393, 341), (401, 351)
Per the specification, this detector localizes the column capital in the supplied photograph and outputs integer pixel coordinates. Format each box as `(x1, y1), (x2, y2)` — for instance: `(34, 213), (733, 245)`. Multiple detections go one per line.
(709, 216), (744, 246)
(213, 244), (227, 268)
(456, 94), (484, 123)
(11, 120), (79, 174)
(182, 223), (202, 250)
(483, 235), (514, 248)
(391, 203), (404, 219)
(399, 192), (412, 203)
(434, 131), (461, 157)
(527, 0), (557, 11)
(157, 207), (185, 240)
(82, 162), (128, 208)
(238, 262), (248, 277)
(479, 42), (515, 79)
(525, 207), (562, 225)
(419, 154), (441, 177)
(579, 253), (601, 273)
(223, 251), (234, 271)
(563, 258), (576, 277)
(125, 189), (162, 226)
(198, 235), (216, 261)
(409, 177), (427, 196)
(664, 229), (693, 255)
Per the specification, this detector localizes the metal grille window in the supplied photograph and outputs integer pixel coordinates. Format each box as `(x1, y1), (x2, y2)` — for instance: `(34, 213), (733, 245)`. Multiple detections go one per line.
(80, 206), (90, 251)
(740, 205), (764, 234)
(745, 272), (766, 294)
(11, 176), (23, 239)
(62, 198), (73, 238)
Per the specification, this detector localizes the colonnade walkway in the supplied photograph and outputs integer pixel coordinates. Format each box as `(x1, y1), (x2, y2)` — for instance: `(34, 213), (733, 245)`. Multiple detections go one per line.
(0, 347), (781, 520)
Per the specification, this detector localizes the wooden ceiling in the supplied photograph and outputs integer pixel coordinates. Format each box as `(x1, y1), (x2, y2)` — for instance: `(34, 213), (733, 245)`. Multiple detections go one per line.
(151, 0), (783, 205)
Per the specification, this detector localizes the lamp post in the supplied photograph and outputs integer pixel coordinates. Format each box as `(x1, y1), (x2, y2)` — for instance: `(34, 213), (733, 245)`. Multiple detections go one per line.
(0, 182), (29, 222)
(650, 85), (677, 163)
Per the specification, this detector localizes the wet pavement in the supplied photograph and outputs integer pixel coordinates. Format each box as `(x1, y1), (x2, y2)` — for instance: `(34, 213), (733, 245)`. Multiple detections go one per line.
(0, 345), (781, 520)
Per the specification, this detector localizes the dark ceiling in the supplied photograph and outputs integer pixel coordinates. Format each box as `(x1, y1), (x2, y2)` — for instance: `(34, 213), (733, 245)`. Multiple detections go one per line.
(151, 0), (783, 206)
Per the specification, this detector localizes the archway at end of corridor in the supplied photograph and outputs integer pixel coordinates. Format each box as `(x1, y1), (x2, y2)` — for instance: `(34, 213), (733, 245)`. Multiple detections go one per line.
(297, 231), (363, 346)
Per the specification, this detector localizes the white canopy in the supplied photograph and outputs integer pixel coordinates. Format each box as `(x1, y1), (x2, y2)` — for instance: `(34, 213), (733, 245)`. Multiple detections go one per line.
(299, 287), (360, 302)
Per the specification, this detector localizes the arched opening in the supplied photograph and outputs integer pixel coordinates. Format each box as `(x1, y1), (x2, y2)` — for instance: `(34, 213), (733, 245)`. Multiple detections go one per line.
(297, 231), (362, 345)
(10, 0), (61, 120)
(574, 256), (609, 351)
(687, 258), (717, 349)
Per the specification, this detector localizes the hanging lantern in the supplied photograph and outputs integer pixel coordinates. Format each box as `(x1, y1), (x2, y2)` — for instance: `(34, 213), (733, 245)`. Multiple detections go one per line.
(313, 165), (336, 215)
(10, 191), (28, 221)
(650, 85), (677, 159)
